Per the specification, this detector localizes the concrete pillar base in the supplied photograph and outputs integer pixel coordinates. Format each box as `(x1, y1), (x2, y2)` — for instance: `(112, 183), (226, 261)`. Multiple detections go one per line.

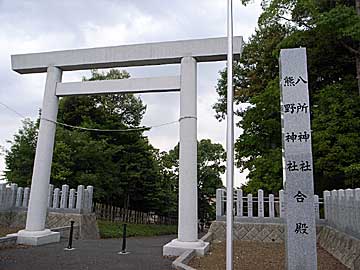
(10, 229), (60, 246)
(163, 239), (209, 256)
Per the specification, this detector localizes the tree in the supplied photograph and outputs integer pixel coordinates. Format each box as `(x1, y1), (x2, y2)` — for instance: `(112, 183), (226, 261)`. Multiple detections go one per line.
(244, 0), (360, 94)
(214, 0), (360, 194)
(153, 150), (178, 217)
(51, 69), (162, 211)
(214, 23), (287, 194)
(164, 139), (225, 221)
(4, 119), (38, 186)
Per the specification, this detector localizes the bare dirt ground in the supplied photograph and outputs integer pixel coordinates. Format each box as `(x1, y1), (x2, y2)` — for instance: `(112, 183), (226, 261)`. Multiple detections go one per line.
(189, 241), (348, 270)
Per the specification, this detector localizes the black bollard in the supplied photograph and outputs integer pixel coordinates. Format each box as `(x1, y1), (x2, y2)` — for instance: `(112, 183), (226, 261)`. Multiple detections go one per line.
(65, 220), (75, 251)
(118, 223), (129, 254)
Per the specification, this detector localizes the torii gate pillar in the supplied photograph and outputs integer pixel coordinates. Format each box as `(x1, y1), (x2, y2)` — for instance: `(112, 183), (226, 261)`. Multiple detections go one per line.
(163, 57), (209, 256)
(17, 66), (62, 245)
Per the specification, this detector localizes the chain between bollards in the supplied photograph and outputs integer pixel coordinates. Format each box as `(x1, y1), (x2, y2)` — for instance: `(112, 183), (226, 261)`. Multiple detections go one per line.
(65, 220), (75, 251)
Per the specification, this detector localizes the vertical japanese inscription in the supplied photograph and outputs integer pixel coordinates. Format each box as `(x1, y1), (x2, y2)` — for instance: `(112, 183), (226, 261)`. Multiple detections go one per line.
(280, 48), (317, 270)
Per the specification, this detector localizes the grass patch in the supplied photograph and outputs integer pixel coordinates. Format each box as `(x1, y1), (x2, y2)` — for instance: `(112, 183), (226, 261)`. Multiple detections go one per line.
(97, 220), (177, 239)
(0, 227), (22, 237)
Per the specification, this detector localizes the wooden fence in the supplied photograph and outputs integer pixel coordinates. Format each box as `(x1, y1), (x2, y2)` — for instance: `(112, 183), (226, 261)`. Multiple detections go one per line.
(94, 203), (177, 225)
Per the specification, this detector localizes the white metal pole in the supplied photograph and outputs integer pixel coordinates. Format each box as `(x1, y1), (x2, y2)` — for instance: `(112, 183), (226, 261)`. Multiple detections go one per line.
(226, 0), (234, 269)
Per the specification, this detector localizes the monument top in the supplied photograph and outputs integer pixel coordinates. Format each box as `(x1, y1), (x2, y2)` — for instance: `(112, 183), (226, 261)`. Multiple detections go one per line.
(12, 36), (243, 74)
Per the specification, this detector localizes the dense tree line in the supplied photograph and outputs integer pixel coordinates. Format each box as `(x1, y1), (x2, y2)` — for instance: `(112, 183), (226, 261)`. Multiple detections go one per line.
(214, 0), (360, 194)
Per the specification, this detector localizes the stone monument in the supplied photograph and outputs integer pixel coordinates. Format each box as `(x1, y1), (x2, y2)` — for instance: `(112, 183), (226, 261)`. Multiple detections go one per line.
(280, 48), (317, 269)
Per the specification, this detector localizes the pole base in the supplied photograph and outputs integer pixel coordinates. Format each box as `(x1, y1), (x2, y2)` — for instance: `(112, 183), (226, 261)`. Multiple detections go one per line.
(118, 251), (130, 255)
(11, 229), (60, 246)
(163, 239), (209, 256)
(64, 248), (76, 251)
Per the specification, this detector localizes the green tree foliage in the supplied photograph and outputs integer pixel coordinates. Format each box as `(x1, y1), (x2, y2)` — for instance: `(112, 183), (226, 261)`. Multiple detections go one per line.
(312, 82), (360, 190)
(214, 0), (360, 194)
(163, 139), (225, 220)
(154, 150), (178, 217)
(4, 119), (38, 186)
(53, 69), (163, 212)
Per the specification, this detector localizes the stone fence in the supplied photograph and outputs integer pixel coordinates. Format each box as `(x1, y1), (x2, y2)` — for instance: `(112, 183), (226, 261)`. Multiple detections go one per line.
(216, 188), (323, 221)
(216, 188), (360, 239)
(0, 183), (93, 213)
(324, 188), (360, 239)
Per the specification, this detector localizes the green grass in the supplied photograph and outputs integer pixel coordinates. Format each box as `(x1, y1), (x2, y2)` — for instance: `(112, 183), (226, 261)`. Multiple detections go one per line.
(0, 227), (22, 237)
(97, 220), (177, 239)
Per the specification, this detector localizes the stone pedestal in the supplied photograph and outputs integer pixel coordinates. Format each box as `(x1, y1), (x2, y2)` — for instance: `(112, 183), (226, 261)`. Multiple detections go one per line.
(11, 229), (60, 246)
(163, 239), (209, 256)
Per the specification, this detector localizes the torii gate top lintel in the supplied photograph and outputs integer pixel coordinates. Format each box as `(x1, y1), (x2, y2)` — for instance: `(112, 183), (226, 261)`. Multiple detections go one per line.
(11, 36), (243, 74)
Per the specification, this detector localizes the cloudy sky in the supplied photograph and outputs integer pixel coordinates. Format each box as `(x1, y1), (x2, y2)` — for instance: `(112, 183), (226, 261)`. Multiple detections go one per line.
(0, 0), (262, 187)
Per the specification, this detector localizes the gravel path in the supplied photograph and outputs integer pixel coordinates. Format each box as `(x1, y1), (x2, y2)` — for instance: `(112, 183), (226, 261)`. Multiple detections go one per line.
(189, 241), (348, 270)
(0, 235), (175, 270)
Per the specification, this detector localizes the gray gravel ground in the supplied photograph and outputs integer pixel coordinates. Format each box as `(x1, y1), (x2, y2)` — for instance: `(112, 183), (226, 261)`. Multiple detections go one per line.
(0, 235), (176, 270)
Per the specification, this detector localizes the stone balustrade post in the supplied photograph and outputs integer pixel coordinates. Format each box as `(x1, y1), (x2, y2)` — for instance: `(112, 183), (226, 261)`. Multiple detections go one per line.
(330, 190), (338, 228)
(0, 184), (5, 209)
(247, 194), (253, 217)
(258, 189), (264, 218)
(60, 184), (69, 209)
(355, 188), (360, 237)
(23, 187), (30, 208)
(53, 188), (60, 209)
(48, 184), (54, 208)
(10, 183), (18, 207)
(83, 189), (89, 212)
(76, 185), (84, 210)
(236, 189), (243, 217)
(313, 195), (319, 220)
(345, 189), (355, 234)
(216, 188), (224, 217)
(86, 185), (94, 211)
(15, 187), (24, 207)
(279, 189), (285, 218)
(323, 190), (330, 221)
(68, 189), (76, 209)
(338, 189), (345, 232)
(269, 194), (275, 218)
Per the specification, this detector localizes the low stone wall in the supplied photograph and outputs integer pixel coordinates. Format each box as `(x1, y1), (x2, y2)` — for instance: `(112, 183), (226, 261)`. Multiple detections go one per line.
(210, 221), (285, 243)
(0, 236), (17, 249)
(52, 225), (80, 239)
(318, 225), (360, 270)
(0, 210), (27, 228)
(210, 221), (360, 269)
(0, 211), (99, 240)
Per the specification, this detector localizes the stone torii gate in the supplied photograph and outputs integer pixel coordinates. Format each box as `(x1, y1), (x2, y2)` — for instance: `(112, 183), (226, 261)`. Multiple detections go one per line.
(11, 36), (243, 255)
